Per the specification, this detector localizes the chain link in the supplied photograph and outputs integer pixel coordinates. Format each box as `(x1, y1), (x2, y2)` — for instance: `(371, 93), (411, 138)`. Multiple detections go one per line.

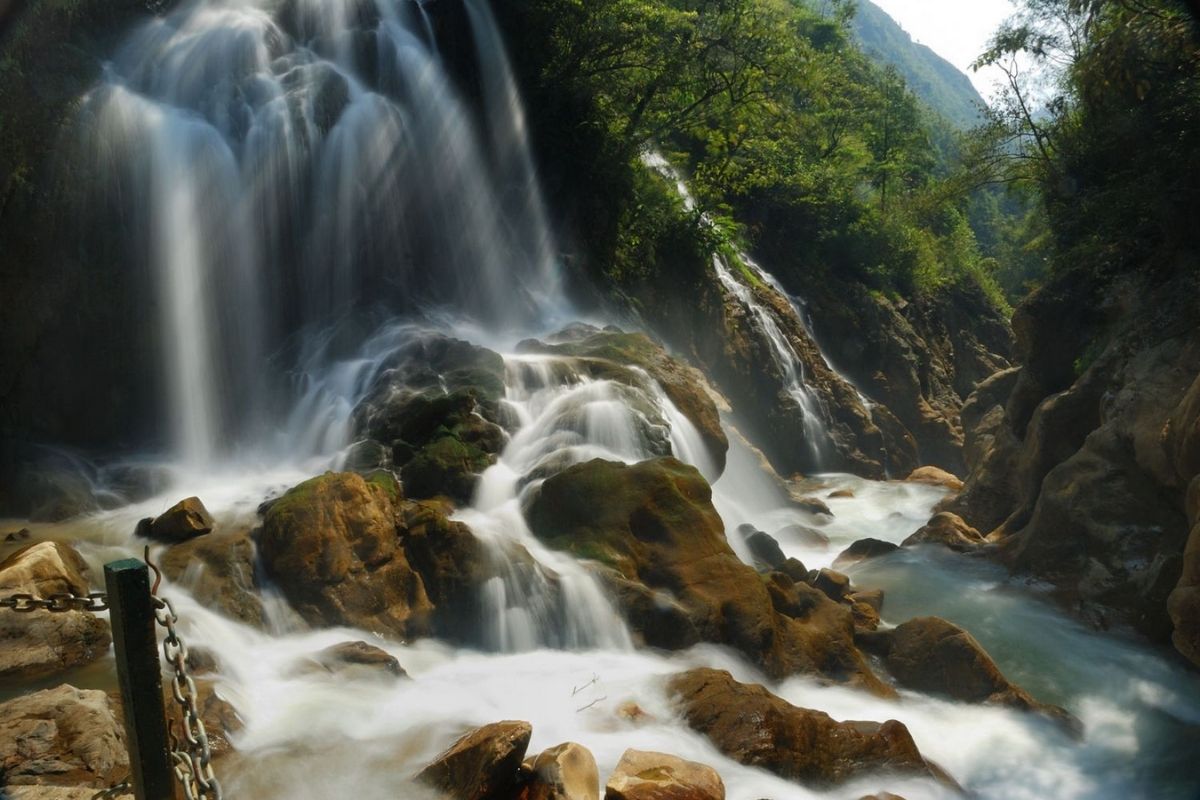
(0, 591), (109, 613)
(91, 779), (132, 799)
(154, 595), (223, 800)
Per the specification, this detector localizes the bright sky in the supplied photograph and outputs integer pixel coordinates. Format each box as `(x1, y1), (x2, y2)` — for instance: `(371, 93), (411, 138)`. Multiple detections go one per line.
(869, 0), (1018, 100)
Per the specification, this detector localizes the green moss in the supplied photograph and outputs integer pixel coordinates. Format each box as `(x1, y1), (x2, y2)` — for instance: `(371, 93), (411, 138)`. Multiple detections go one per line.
(364, 470), (401, 501)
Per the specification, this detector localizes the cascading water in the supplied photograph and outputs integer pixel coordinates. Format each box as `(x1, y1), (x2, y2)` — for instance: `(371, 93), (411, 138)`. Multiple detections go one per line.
(86, 0), (566, 465)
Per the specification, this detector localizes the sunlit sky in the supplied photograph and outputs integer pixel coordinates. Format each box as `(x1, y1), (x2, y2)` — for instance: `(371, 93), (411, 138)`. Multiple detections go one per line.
(869, 0), (1018, 100)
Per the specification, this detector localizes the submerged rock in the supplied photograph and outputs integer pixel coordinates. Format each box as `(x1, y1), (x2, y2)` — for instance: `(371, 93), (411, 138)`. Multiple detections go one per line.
(667, 669), (944, 787)
(0, 685), (127, 789)
(136, 496), (215, 543)
(604, 749), (724, 800)
(775, 523), (831, 549)
(833, 539), (899, 569)
(298, 641), (407, 681)
(416, 720), (532, 800)
(866, 616), (1080, 735)
(740, 526), (787, 570)
(161, 527), (266, 628)
(902, 512), (986, 553)
(0, 542), (110, 681)
(527, 457), (885, 688)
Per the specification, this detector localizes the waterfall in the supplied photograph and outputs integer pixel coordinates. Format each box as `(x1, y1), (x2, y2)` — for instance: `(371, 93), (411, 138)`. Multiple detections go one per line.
(641, 151), (833, 468)
(85, 0), (565, 464)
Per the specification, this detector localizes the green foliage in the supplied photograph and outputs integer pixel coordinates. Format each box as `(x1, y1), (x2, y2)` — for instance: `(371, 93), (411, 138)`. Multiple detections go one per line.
(503, 0), (1013, 311)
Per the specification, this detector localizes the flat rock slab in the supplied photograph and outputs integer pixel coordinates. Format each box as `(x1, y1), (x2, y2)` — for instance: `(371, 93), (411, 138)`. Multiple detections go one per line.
(0, 685), (127, 789)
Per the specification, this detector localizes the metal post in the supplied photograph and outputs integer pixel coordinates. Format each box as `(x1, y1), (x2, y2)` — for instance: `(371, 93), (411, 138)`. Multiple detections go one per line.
(104, 559), (174, 800)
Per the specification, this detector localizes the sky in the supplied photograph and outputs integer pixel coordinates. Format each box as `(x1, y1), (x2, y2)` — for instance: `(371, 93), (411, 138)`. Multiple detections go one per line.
(869, 0), (1018, 99)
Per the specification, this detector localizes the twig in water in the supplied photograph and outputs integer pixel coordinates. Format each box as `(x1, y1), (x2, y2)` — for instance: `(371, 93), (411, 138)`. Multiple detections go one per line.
(576, 696), (607, 713)
(571, 674), (599, 697)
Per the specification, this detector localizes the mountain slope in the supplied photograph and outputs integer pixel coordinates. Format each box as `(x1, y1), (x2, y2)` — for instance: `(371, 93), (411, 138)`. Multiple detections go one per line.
(850, 0), (986, 128)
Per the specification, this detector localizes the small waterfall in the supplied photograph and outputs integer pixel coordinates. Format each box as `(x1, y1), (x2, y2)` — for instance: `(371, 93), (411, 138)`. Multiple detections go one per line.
(642, 151), (833, 467)
(84, 0), (563, 464)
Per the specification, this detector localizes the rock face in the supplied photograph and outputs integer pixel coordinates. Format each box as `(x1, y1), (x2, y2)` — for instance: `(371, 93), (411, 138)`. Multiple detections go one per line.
(258, 471), (495, 645)
(0, 542), (110, 681)
(161, 527), (266, 628)
(353, 334), (508, 504)
(516, 327), (729, 475)
(865, 617), (1078, 734)
(951, 267), (1200, 653)
(136, 496), (215, 543)
(416, 720), (532, 800)
(667, 669), (940, 787)
(0, 685), (128, 790)
(521, 742), (599, 800)
(604, 749), (724, 800)
(527, 457), (885, 688)
(901, 512), (985, 553)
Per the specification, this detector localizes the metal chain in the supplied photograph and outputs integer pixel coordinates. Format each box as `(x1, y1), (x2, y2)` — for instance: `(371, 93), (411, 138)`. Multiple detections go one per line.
(153, 595), (223, 800)
(91, 779), (132, 799)
(0, 591), (109, 613)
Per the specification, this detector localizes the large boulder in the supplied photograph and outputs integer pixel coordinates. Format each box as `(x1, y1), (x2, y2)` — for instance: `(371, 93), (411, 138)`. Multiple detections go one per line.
(0, 685), (127, 789)
(258, 472), (433, 638)
(353, 335), (508, 503)
(865, 617), (1079, 735)
(667, 669), (943, 787)
(136, 496), (214, 543)
(905, 466), (964, 492)
(521, 742), (599, 800)
(604, 749), (724, 800)
(416, 720), (532, 800)
(526, 458), (885, 688)
(161, 527), (266, 628)
(0, 542), (110, 681)
(516, 328), (728, 476)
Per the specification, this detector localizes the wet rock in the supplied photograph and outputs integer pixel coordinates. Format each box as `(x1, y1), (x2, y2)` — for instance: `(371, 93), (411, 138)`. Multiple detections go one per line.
(136, 496), (214, 544)
(829, 489), (856, 499)
(833, 539), (899, 569)
(604, 749), (724, 800)
(1167, 476), (1200, 667)
(594, 567), (700, 650)
(517, 328), (729, 476)
(775, 523), (830, 549)
(905, 466), (964, 492)
(0, 685), (127, 789)
(520, 742), (599, 800)
(161, 679), (242, 758)
(870, 617), (1080, 735)
(6, 787), (117, 799)
(527, 458), (885, 688)
(301, 641), (407, 680)
(21, 469), (99, 523)
(353, 335), (508, 504)
(741, 527), (786, 570)
(6, 527), (33, 542)
(792, 497), (834, 517)
(416, 720), (532, 800)
(259, 472), (433, 638)
(779, 557), (810, 583)
(902, 512), (985, 553)
(849, 589), (885, 613)
(343, 439), (392, 473)
(859, 794), (907, 800)
(850, 601), (881, 631)
(0, 542), (110, 681)
(161, 527), (265, 628)
(668, 669), (942, 786)
(813, 568), (852, 601)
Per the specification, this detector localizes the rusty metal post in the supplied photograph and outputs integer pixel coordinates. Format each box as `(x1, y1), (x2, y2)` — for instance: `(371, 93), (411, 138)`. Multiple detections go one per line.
(105, 558), (174, 800)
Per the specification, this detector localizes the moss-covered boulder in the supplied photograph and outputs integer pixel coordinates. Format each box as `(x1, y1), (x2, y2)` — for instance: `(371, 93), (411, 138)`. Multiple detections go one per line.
(526, 457), (884, 688)
(668, 669), (947, 788)
(516, 327), (728, 477)
(354, 335), (508, 504)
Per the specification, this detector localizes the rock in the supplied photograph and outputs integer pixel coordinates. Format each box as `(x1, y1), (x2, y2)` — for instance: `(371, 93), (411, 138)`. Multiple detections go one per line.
(829, 489), (856, 499)
(136, 496), (214, 543)
(902, 513), (985, 553)
(859, 794), (906, 800)
(527, 458), (885, 688)
(521, 742), (599, 800)
(849, 589), (885, 613)
(813, 568), (851, 601)
(615, 702), (652, 724)
(6, 527), (32, 542)
(833, 539), (899, 569)
(779, 557), (810, 583)
(258, 472), (433, 638)
(604, 749), (723, 800)
(741, 528), (786, 570)
(6, 787), (118, 799)
(21, 468), (99, 523)
(516, 328), (729, 476)
(0, 685), (127, 788)
(416, 720), (532, 800)
(775, 523), (830, 548)
(905, 466), (964, 492)
(870, 617), (1080, 735)
(792, 497), (834, 517)
(667, 669), (941, 786)
(1168, 476), (1200, 667)
(593, 567), (700, 650)
(161, 527), (265, 628)
(0, 542), (110, 681)
(353, 335), (508, 504)
(161, 679), (242, 758)
(850, 601), (881, 631)
(343, 439), (392, 473)
(300, 641), (407, 680)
